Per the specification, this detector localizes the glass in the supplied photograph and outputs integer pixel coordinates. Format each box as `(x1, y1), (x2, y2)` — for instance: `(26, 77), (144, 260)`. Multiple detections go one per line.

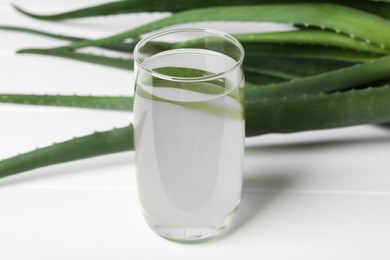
(133, 28), (245, 243)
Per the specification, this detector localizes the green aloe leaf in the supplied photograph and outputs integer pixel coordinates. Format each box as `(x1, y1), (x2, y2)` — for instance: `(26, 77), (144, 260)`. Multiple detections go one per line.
(0, 125), (134, 179)
(13, 48), (294, 86)
(17, 48), (134, 70)
(0, 25), (134, 52)
(0, 25), (87, 42)
(2, 56), (388, 112)
(2, 84), (390, 178)
(245, 72), (286, 85)
(15, 45), (368, 81)
(244, 44), (382, 62)
(14, 52), (389, 105)
(1, 55), (388, 112)
(13, 0), (262, 20)
(18, 47), (354, 80)
(246, 85), (390, 136)
(3, 25), (387, 55)
(244, 56), (356, 79)
(12, 0), (390, 20)
(52, 4), (390, 51)
(0, 94), (133, 111)
(246, 55), (390, 101)
(180, 30), (389, 54)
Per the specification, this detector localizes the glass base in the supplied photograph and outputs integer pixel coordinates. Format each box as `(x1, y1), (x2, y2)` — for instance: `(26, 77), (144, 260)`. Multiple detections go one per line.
(144, 205), (239, 243)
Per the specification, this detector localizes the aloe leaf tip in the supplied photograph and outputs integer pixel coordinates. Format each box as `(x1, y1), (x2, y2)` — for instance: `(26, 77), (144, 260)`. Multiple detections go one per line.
(12, 3), (53, 20)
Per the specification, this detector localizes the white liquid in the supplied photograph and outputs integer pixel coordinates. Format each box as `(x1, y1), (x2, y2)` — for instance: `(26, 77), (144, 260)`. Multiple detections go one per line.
(134, 49), (244, 229)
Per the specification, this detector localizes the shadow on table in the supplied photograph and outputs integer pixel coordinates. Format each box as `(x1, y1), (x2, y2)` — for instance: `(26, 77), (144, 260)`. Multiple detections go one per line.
(215, 135), (390, 242)
(216, 170), (294, 242)
(0, 152), (134, 187)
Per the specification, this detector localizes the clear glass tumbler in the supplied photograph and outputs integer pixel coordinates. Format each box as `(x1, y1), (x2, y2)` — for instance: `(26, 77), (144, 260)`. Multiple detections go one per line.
(133, 28), (245, 243)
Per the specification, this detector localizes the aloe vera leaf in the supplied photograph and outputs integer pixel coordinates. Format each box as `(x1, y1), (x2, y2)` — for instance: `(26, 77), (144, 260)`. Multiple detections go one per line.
(244, 56), (355, 78)
(177, 38), (383, 62)
(18, 47), (362, 88)
(12, 1), (150, 20)
(246, 85), (390, 136)
(17, 48), (134, 70)
(54, 4), (390, 51)
(345, 1), (390, 19)
(2, 85), (390, 178)
(0, 90), (243, 111)
(246, 55), (390, 101)
(13, 47), (286, 85)
(0, 125), (134, 179)
(0, 94), (133, 110)
(245, 72), (287, 85)
(0, 90), (262, 113)
(3, 57), (388, 110)
(2, 91), (244, 120)
(0, 25), (134, 52)
(18, 47), (352, 80)
(244, 44), (383, 62)
(17, 49), (385, 103)
(0, 93), (238, 110)
(0, 68), (382, 111)
(13, 0), (261, 20)
(12, 0), (390, 20)
(0, 25), (87, 42)
(181, 30), (389, 55)
(0, 94), (131, 110)
(3, 24), (387, 55)
(245, 66), (298, 81)
(3, 71), (388, 110)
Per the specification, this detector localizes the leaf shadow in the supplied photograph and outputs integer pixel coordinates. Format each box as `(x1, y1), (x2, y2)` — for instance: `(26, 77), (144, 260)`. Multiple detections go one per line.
(216, 134), (390, 242)
(215, 170), (295, 242)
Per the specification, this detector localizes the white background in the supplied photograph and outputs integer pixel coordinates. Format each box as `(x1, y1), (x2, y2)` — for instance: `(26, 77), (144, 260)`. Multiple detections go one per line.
(1, 1), (390, 259)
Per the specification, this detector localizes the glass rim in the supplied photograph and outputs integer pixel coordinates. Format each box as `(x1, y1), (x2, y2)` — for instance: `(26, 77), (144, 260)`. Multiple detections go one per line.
(133, 27), (245, 82)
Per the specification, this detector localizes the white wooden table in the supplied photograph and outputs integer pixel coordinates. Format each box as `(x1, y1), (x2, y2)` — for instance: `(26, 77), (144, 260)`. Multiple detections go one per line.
(1, 1), (390, 259)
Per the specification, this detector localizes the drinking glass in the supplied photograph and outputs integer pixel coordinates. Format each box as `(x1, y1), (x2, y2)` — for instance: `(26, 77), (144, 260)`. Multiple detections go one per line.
(133, 28), (245, 243)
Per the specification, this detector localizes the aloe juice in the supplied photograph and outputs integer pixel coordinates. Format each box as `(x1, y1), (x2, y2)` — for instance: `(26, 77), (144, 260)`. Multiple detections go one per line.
(134, 49), (244, 240)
